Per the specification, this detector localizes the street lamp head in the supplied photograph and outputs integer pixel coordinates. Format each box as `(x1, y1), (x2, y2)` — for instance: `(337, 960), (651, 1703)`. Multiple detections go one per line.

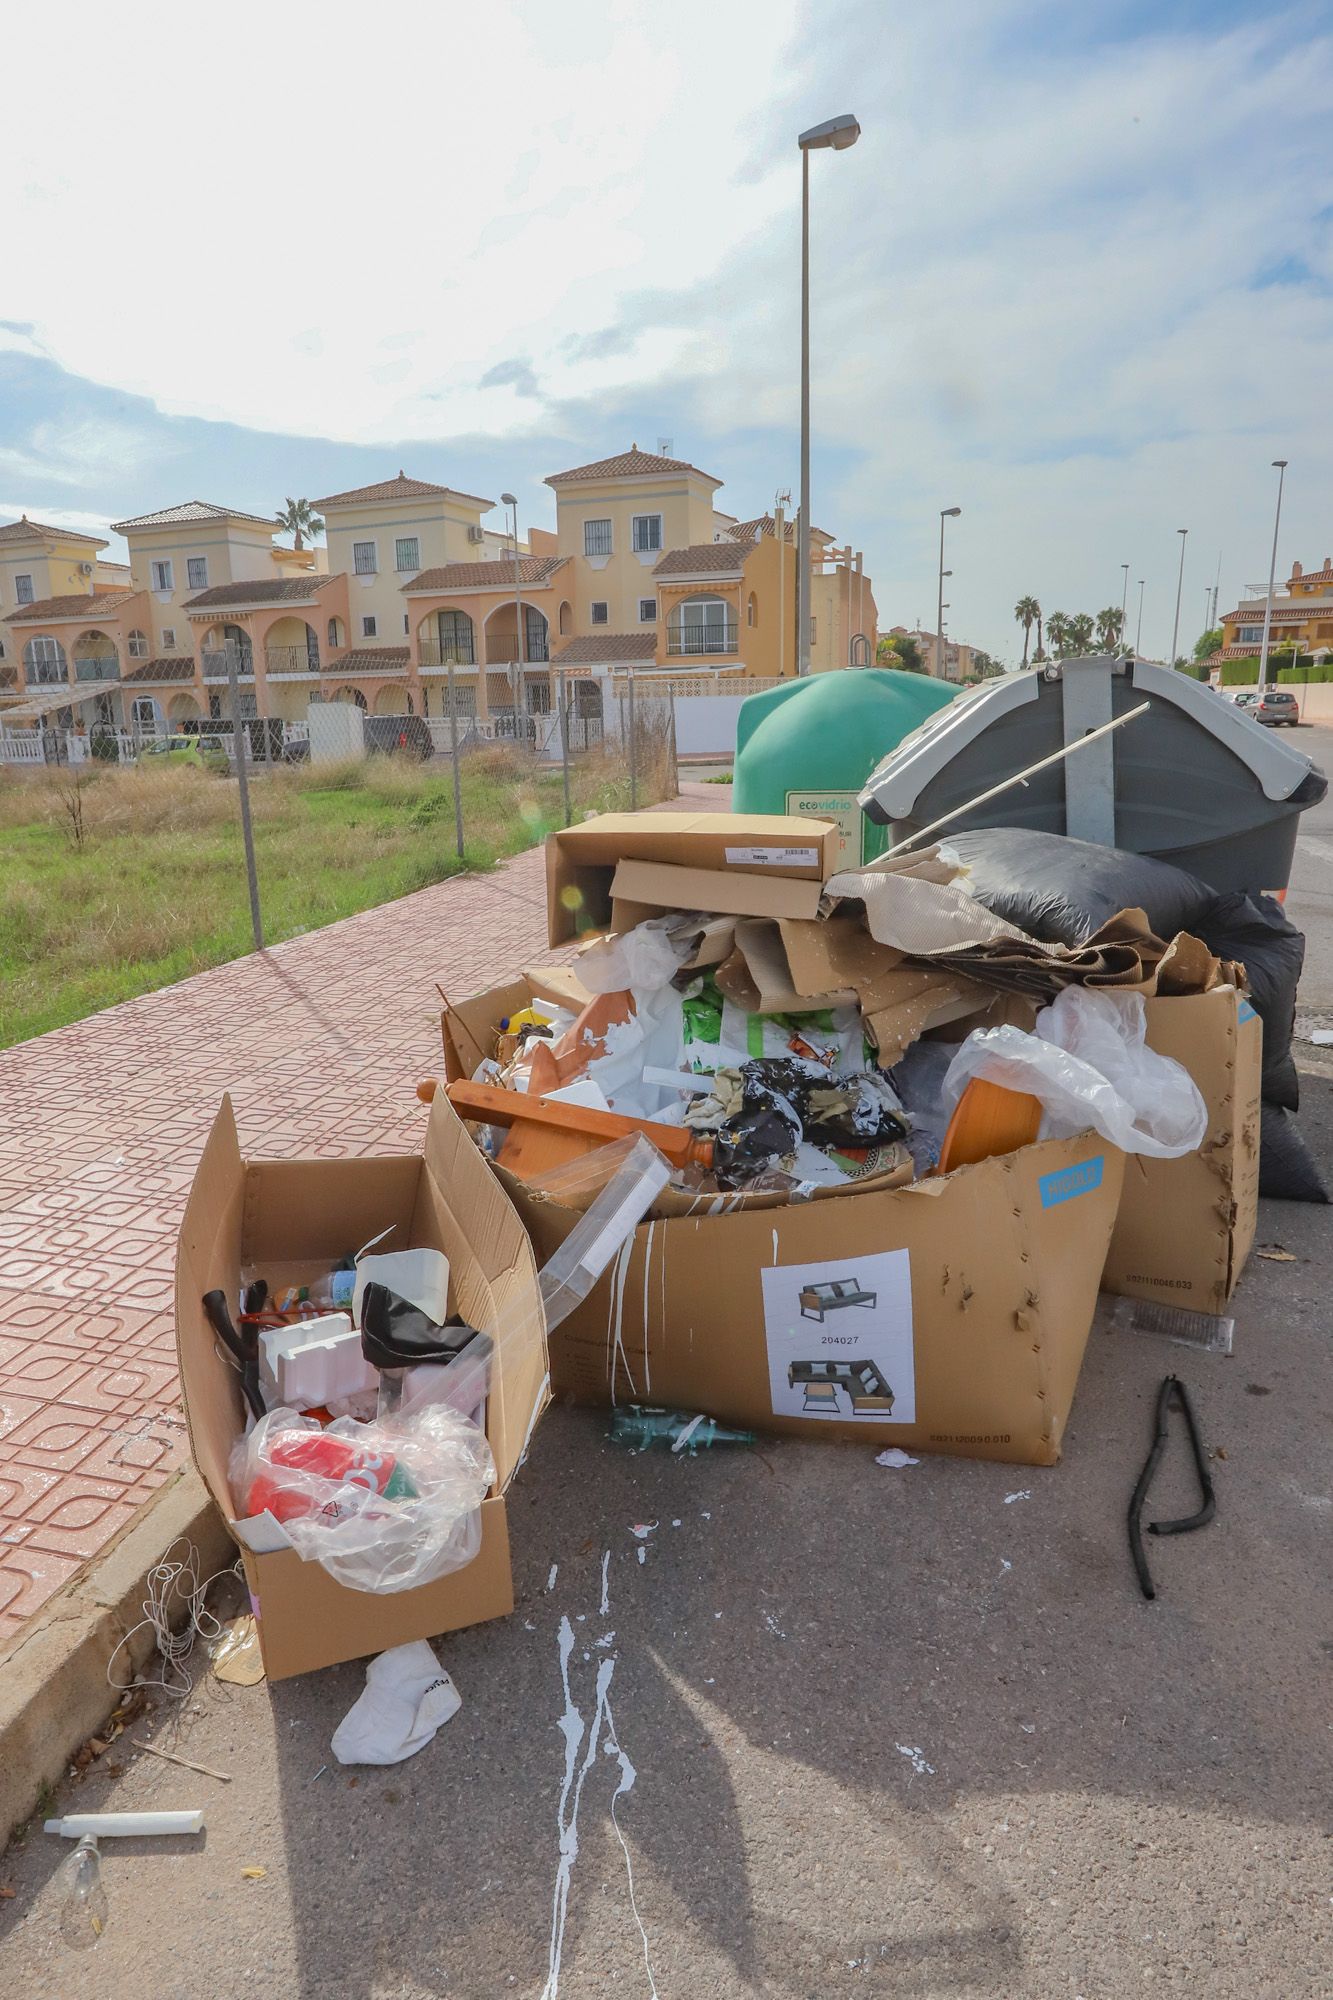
(1177, 527), (1188, 536)
(1272, 459), (1287, 470)
(799, 114), (860, 151)
(501, 492), (517, 506)
(942, 506), (962, 518)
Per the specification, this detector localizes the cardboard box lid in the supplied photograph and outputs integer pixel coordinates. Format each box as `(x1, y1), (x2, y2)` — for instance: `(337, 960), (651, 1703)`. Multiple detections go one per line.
(548, 811), (838, 945)
(175, 1092), (549, 1532)
(610, 858), (826, 925)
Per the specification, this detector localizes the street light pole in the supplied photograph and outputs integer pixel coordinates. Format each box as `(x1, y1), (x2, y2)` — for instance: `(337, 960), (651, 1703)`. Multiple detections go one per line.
(1120, 563), (1129, 651)
(937, 508), (960, 678)
(502, 491), (524, 727)
(1257, 459), (1288, 692)
(1136, 580), (1145, 657)
(1169, 528), (1188, 667)
(797, 113), (860, 678)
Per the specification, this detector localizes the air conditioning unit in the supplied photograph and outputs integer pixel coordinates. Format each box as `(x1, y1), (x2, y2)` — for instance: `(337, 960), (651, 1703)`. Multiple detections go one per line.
(78, 561), (94, 576)
(467, 525), (485, 544)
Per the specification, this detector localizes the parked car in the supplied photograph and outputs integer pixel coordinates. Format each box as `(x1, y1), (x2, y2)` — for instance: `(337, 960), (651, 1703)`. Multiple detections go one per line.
(1251, 688), (1301, 728)
(364, 714), (433, 761)
(140, 734), (231, 773)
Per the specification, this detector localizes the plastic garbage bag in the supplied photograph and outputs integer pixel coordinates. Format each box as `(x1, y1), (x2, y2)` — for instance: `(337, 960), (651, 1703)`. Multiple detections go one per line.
(942, 988), (1208, 1159)
(331, 1640), (461, 1765)
(229, 1406), (495, 1595)
(576, 915), (688, 999)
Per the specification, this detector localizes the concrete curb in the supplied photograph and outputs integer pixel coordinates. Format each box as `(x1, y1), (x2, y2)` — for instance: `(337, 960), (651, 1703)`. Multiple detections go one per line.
(0, 1469), (233, 1849)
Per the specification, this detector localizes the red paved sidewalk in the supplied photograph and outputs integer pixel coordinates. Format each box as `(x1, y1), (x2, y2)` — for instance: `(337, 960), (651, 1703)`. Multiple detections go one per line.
(0, 842), (565, 1650)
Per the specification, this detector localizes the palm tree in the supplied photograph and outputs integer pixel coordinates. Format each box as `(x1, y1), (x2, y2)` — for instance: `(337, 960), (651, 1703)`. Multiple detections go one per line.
(1013, 595), (1041, 669)
(1068, 612), (1096, 654)
(1032, 606), (1045, 662)
(275, 497), (325, 550)
(1045, 611), (1072, 657)
(1094, 606), (1125, 651)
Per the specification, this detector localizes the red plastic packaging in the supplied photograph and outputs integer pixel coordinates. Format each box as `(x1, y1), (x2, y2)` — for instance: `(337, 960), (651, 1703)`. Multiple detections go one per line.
(247, 1428), (404, 1524)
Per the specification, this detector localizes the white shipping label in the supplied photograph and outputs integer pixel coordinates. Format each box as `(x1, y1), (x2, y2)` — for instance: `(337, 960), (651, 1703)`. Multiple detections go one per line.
(724, 845), (820, 868)
(760, 1249), (915, 1424)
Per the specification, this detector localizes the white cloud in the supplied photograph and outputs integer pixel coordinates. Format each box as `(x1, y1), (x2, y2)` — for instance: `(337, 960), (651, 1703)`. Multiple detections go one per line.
(0, 1), (1330, 656)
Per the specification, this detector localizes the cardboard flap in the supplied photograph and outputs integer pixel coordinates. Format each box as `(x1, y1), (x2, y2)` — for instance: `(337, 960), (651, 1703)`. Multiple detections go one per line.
(609, 859), (825, 924)
(174, 1097), (249, 1520)
(419, 1090), (548, 1491)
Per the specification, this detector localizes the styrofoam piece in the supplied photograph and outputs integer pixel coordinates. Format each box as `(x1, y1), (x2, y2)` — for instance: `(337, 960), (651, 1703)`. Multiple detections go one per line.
(259, 1314), (352, 1404)
(352, 1247), (449, 1328)
(232, 1507), (296, 1554)
(543, 1077), (612, 1112)
(277, 1321), (377, 1410)
(46, 1811), (205, 1838)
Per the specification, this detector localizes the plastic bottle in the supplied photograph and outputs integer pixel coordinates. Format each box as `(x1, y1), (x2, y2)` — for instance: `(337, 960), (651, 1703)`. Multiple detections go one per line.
(59, 1835), (107, 1949)
(608, 1407), (757, 1451)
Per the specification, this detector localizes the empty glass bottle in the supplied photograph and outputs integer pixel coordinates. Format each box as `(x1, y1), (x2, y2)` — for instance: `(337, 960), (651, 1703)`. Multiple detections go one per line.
(59, 1834), (107, 1949)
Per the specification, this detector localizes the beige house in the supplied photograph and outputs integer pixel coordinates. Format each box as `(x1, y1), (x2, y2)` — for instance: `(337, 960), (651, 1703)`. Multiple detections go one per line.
(544, 446), (722, 637)
(0, 516), (129, 653)
(312, 473), (500, 660)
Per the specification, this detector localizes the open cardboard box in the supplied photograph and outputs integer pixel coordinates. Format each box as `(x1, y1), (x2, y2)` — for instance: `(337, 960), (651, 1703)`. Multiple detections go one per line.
(175, 1092), (548, 1681)
(441, 976), (1126, 1467)
(548, 812), (840, 946)
(1102, 986), (1261, 1316)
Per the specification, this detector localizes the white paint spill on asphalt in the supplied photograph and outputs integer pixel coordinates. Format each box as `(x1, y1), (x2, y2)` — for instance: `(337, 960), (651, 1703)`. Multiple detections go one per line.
(1004, 1489), (1032, 1504)
(641, 1219), (656, 1393)
(546, 1564), (559, 1593)
(637, 1547), (646, 1565)
(763, 1612), (788, 1639)
(599, 1549), (610, 1616)
(603, 1695), (660, 1998)
(895, 1743), (935, 1776)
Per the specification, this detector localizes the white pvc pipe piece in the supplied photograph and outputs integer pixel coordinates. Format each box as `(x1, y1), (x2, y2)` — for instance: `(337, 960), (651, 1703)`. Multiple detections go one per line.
(45, 1810), (204, 1838)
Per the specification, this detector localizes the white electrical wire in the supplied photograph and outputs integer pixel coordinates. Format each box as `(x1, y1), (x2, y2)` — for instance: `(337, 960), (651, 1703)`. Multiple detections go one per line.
(105, 1538), (243, 1700)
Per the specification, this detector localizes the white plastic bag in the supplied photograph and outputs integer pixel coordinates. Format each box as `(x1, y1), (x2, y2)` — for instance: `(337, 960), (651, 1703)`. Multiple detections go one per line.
(331, 1641), (461, 1765)
(941, 988), (1208, 1159)
(575, 916), (688, 1000)
(229, 1406), (495, 1595)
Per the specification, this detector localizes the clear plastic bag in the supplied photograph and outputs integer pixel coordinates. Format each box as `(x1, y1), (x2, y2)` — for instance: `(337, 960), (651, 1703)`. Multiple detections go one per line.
(538, 1137), (672, 1330)
(229, 1406), (495, 1595)
(941, 987), (1208, 1160)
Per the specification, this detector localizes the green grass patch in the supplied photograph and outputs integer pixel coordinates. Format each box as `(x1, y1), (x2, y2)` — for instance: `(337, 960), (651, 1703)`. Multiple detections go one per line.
(0, 746), (670, 1047)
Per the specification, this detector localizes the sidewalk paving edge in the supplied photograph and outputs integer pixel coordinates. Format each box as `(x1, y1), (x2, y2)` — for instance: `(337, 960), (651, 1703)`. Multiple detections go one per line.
(0, 1469), (232, 1851)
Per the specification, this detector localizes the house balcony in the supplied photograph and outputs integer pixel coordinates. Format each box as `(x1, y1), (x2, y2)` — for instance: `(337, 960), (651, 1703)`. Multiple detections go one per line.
(24, 665), (70, 688)
(666, 622), (739, 657)
(484, 632), (549, 665)
(74, 657), (121, 683)
(201, 650), (254, 680)
(265, 646), (320, 676)
(418, 638), (476, 669)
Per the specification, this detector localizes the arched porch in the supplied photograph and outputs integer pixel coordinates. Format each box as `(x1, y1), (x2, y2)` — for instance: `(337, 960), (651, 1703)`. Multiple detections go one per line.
(483, 603), (549, 666)
(72, 628), (121, 685)
(264, 616), (321, 678)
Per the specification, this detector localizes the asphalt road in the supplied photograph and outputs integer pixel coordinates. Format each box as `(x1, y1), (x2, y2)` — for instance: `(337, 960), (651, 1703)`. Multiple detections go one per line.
(1, 732), (1329, 1998)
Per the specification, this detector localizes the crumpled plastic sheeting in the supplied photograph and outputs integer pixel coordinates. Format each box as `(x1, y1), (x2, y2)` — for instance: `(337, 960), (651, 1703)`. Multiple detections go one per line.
(941, 987), (1208, 1160)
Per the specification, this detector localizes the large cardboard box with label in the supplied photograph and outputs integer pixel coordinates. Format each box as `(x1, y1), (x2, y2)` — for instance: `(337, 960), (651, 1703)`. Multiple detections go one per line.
(175, 1092), (548, 1681)
(1101, 986), (1262, 1316)
(442, 982), (1125, 1467)
(547, 812), (840, 946)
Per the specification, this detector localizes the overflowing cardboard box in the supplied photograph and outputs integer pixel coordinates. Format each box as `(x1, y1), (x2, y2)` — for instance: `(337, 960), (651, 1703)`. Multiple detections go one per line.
(175, 1092), (548, 1681)
(1101, 986), (1262, 1315)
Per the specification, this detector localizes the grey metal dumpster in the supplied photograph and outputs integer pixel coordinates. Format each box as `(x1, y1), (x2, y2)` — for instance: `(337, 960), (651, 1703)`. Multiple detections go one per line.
(858, 656), (1327, 896)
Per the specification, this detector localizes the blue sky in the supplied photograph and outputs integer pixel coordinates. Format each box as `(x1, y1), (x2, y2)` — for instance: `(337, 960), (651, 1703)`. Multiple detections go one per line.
(1, 0), (1330, 660)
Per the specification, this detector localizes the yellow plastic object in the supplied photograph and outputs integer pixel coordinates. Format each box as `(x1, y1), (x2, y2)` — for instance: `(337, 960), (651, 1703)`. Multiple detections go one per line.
(936, 1077), (1043, 1174)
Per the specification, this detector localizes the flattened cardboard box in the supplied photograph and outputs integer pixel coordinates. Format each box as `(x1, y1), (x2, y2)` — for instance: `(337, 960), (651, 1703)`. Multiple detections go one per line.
(1102, 985), (1262, 1316)
(175, 1092), (548, 1681)
(547, 811), (840, 946)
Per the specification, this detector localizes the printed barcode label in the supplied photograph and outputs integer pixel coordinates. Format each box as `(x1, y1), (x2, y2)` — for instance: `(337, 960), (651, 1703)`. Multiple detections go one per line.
(724, 845), (820, 868)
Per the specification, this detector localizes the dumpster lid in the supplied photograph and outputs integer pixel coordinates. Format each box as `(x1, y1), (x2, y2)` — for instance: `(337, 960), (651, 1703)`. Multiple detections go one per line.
(860, 658), (1324, 817)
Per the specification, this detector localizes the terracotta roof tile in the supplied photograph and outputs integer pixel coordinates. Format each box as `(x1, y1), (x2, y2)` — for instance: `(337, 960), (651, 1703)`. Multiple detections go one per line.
(4, 590), (138, 624)
(325, 647), (410, 674)
(312, 472), (494, 509)
(552, 632), (659, 665)
(546, 446), (720, 487)
(403, 556), (566, 592)
(653, 543), (745, 579)
(0, 516), (105, 546)
(111, 499), (276, 531)
(122, 658), (196, 684)
(184, 576), (335, 609)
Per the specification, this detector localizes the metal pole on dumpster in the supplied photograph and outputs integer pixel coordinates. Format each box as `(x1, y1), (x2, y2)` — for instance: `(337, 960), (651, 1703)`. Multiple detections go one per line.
(628, 665), (638, 810)
(1257, 459), (1288, 692)
(226, 647), (263, 950)
(447, 657), (464, 860)
(558, 669), (572, 827)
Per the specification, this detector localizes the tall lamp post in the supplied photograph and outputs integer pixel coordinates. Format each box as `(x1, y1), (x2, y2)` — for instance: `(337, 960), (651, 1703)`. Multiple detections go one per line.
(1169, 528), (1188, 668)
(1257, 459), (1288, 691)
(1135, 579), (1145, 657)
(501, 490), (523, 724)
(937, 508), (960, 678)
(1119, 563), (1129, 652)
(797, 113), (860, 677)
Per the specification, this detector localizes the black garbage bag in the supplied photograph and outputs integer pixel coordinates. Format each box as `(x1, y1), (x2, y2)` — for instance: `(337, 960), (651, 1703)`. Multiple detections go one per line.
(360, 1282), (483, 1369)
(944, 827), (1317, 1195)
(1259, 1104), (1329, 1203)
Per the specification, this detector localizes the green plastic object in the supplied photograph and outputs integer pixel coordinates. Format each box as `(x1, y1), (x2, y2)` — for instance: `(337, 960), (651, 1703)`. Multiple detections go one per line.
(733, 668), (956, 867)
(608, 1407), (757, 1451)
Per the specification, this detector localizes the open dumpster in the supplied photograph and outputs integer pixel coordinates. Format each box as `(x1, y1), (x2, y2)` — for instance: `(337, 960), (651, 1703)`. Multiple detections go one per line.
(858, 656), (1327, 895)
